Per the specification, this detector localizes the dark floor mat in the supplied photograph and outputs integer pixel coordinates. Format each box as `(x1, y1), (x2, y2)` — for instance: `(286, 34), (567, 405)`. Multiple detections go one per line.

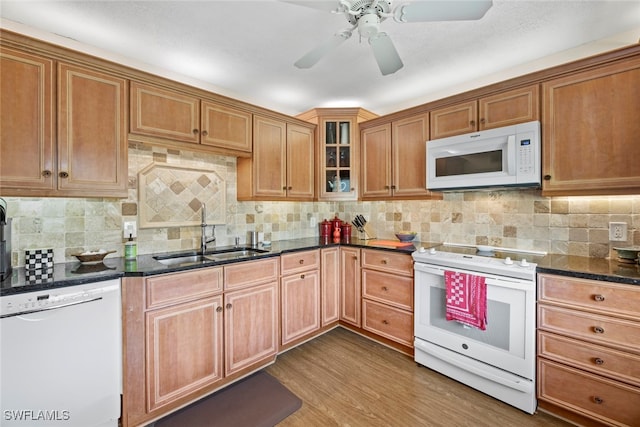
(154, 371), (302, 427)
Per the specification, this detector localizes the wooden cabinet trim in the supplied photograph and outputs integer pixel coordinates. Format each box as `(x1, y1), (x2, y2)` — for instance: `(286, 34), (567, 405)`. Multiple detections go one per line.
(223, 257), (279, 291)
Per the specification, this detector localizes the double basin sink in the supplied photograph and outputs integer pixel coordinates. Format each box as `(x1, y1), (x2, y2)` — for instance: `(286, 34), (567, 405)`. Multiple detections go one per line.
(153, 246), (270, 267)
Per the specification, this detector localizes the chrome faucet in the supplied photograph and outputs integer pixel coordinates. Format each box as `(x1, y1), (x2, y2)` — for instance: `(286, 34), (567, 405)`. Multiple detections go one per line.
(201, 203), (216, 253)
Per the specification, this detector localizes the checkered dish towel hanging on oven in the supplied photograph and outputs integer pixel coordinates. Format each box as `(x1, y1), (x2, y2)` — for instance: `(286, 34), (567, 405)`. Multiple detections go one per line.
(445, 270), (487, 330)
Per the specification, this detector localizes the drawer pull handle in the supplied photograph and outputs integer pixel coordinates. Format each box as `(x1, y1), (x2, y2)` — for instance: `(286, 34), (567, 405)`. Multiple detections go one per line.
(593, 396), (604, 405)
(382, 320), (389, 325)
(226, 303), (232, 310)
(382, 286), (388, 291)
(594, 357), (605, 365)
(593, 326), (605, 334)
(594, 294), (605, 302)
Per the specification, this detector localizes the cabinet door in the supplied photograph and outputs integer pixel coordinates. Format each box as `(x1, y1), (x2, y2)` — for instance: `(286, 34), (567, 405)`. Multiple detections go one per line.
(224, 281), (278, 376)
(321, 247), (340, 326)
(251, 115), (287, 199)
(361, 123), (392, 199)
(201, 101), (252, 152)
(319, 118), (357, 200)
(392, 114), (432, 198)
(281, 269), (320, 345)
(286, 123), (315, 200)
(542, 58), (640, 196)
(146, 296), (224, 412)
(339, 246), (361, 327)
(479, 84), (539, 130)
(130, 81), (200, 143)
(0, 47), (55, 191)
(429, 100), (477, 139)
(58, 63), (128, 196)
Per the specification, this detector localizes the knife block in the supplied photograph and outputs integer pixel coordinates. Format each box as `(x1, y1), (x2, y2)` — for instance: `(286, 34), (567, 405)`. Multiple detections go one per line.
(361, 222), (376, 240)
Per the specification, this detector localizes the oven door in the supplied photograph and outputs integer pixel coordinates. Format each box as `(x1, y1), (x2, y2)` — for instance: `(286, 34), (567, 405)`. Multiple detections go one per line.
(414, 262), (535, 380)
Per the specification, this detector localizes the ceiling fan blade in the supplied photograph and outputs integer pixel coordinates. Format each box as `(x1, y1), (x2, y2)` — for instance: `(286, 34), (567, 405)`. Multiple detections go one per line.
(294, 31), (352, 69)
(281, 1), (341, 13)
(369, 33), (403, 76)
(394, 0), (493, 23)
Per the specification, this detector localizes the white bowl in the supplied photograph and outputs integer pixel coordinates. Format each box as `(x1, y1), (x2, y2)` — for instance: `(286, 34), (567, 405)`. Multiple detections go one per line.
(476, 245), (494, 252)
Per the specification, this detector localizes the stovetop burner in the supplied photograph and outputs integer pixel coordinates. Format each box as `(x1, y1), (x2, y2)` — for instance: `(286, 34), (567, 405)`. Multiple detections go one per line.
(412, 243), (547, 280)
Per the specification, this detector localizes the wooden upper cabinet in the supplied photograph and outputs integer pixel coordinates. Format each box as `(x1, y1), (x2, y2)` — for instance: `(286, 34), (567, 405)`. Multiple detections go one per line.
(201, 101), (252, 152)
(430, 85), (539, 139)
(237, 115), (314, 201)
(130, 81), (200, 143)
(541, 57), (640, 196)
(58, 62), (128, 196)
(361, 113), (440, 200)
(130, 81), (252, 154)
(0, 47), (55, 191)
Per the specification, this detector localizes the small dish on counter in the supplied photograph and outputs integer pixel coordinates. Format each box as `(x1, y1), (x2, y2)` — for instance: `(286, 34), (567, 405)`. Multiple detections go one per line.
(395, 231), (417, 242)
(72, 250), (117, 264)
(613, 246), (640, 264)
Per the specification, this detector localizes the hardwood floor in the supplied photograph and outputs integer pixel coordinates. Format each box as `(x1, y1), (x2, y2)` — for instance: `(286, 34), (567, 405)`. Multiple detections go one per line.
(266, 327), (572, 426)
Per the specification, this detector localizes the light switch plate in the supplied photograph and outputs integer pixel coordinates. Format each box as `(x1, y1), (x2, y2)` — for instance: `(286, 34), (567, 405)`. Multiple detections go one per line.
(609, 222), (627, 241)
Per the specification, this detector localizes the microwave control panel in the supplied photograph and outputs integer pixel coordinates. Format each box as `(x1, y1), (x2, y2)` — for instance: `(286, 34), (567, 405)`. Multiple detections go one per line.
(515, 126), (540, 183)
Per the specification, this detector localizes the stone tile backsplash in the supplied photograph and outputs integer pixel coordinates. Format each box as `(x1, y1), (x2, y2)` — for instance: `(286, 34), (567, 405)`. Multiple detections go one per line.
(3, 145), (639, 266)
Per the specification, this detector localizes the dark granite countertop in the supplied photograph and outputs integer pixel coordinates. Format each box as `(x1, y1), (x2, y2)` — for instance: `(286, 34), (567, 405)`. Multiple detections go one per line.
(2, 237), (638, 296)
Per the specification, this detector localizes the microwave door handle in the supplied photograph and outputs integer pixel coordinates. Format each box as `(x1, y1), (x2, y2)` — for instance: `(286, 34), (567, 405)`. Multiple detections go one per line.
(506, 135), (516, 176)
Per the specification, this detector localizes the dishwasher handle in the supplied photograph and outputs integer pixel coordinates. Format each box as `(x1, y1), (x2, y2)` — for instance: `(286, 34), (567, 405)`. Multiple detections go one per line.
(0, 296), (103, 319)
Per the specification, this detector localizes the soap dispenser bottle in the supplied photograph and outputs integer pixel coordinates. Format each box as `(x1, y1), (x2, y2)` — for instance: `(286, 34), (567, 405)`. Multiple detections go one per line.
(125, 234), (137, 259)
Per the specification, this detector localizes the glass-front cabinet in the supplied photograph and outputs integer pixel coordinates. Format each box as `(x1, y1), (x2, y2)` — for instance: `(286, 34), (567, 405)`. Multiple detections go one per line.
(297, 108), (378, 201)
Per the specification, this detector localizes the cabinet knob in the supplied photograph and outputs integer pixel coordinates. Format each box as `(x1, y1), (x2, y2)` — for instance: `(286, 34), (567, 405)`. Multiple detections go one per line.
(543, 175), (552, 181)
(283, 186), (287, 190)
(382, 320), (389, 325)
(382, 286), (388, 292)
(593, 326), (605, 334)
(216, 306), (223, 313)
(225, 303), (232, 310)
(480, 118), (486, 124)
(299, 259), (304, 264)
(201, 130), (208, 137)
(300, 274), (305, 279)
(593, 396), (604, 405)
(594, 357), (605, 365)
(384, 185), (390, 189)
(288, 186), (293, 190)
(381, 259), (387, 264)
(192, 129), (199, 135)
(42, 170), (52, 178)
(353, 256), (358, 260)
(59, 171), (69, 178)
(594, 294), (605, 302)
(470, 120), (476, 127)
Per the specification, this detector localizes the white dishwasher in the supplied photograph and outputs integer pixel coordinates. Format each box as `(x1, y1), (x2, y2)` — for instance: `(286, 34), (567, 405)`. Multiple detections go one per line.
(1, 279), (122, 427)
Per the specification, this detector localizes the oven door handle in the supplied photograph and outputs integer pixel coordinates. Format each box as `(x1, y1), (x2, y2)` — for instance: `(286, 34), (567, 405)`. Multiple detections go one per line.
(418, 340), (532, 393)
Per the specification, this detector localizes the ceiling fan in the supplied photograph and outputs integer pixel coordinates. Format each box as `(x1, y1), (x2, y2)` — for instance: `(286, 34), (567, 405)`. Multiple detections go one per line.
(286, 0), (493, 75)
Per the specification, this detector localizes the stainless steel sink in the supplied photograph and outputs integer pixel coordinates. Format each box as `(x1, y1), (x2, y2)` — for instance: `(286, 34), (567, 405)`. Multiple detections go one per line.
(153, 247), (269, 266)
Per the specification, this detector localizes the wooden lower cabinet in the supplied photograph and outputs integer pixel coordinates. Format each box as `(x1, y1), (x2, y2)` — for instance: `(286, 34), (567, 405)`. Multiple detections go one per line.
(122, 260), (279, 427)
(537, 273), (640, 427)
(339, 246), (361, 327)
(360, 249), (414, 349)
(280, 250), (321, 347)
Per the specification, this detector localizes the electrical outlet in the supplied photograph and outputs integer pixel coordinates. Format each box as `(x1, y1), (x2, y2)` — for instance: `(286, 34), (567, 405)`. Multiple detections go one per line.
(123, 221), (137, 239)
(609, 222), (627, 241)
(309, 217), (317, 228)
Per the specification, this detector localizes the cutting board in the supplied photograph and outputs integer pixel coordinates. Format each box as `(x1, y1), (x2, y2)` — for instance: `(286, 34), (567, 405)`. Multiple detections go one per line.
(369, 240), (415, 247)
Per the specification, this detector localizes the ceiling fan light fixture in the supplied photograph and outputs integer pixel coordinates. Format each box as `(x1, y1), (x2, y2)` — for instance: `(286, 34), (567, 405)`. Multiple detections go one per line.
(357, 12), (380, 38)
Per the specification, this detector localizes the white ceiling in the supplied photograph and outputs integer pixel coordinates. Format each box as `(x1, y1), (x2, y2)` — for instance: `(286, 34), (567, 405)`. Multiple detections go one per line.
(1, 1), (639, 117)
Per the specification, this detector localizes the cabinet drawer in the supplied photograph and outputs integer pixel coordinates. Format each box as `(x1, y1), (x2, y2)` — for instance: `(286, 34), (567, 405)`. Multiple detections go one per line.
(362, 269), (413, 311)
(538, 359), (640, 427)
(224, 258), (279, 291)
(361, 249), (413, 276)
(362, 299), (413, 347)
(146, 267), (222, 309)
(538, 274), (640, 319)
(538, 331), (640, 387)
(538, 304), (640, 354)
(281, 249), (320, 275)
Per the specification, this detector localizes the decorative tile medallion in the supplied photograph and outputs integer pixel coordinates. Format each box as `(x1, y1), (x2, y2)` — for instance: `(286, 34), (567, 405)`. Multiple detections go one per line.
(138, 163), (226, 228)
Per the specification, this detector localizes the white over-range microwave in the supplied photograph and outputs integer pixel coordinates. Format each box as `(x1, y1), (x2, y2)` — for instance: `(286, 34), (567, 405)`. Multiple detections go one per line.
(427, 120), (541, 191)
